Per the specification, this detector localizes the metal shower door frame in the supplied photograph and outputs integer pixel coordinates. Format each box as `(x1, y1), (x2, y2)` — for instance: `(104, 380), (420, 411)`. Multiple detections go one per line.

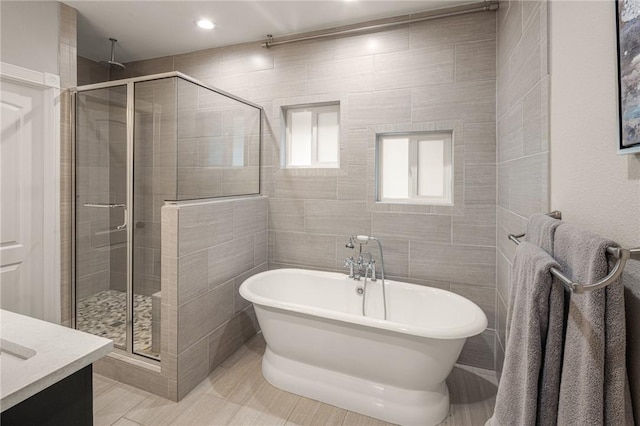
(70, 81), (135, 355)
(71, 72), (262, 361)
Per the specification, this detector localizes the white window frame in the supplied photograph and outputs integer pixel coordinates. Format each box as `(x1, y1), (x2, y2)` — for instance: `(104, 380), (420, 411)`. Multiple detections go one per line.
(284, 103), (340, 169)
(376, 131), (453, 205)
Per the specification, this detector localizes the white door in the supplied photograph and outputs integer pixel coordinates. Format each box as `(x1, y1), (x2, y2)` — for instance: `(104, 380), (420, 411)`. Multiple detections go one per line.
(0, 80), (46, 319)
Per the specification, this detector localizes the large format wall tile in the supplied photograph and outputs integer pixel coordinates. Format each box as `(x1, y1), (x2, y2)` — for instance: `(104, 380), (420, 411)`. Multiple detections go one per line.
(268, 199), (305, 232)
(177, 337), (209, 400)
(307, 56), (374, 95)
(413, 81), (496, 123)
(233, 197), (268, 239)
(335, 27), (409, 60)
(347, 90), (412, 128)
(464, 164), (497, 206)
(273, 38), (336, 68)
(273, 176), (337, 200)
(305, 200), (371, 236)
(464, 122), (497, 165)
(373, 46), (454, 90)
(179, 215), (232, 256)
(498, 101), (523, 162)
(496, 0), (549, 373)
(410, 12), (496, 50)
(372, 212), (452, 242)
(178, 279), (234, 352)
(208, 236), (255, 289)
(177, 250), (208, 305)
(455, 40), (497, 83)
(272, 231), (337, 270)
(410, 242), (496, 287)
(452, 206), (496, 247)
(507, 153), (548, 218)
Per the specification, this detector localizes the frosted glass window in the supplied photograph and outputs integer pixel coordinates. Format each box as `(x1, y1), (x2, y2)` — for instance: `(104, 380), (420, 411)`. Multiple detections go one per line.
(418, 139), (444, 196)
(381, 138), (409, 199)
(317, 111), (339, 163)
(289, 111), (312, 166)
(377, 132), (453, 205)
(284, 103), (340, 168)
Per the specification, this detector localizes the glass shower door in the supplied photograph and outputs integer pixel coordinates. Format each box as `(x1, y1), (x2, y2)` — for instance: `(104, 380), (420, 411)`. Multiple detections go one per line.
(75, 85), (129, 350)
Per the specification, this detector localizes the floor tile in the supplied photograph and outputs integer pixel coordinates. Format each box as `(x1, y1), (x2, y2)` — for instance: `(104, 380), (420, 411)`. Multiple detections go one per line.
(94, 333), (497, 426)
(93, 383), (147, 426)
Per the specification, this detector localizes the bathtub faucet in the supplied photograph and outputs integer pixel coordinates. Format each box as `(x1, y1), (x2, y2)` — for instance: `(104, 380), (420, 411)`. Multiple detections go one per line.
(344, 256), (357, 279)
(344, 236), (377, 281)
(358, 252), (376, 282)
(345, 235), (388, 320)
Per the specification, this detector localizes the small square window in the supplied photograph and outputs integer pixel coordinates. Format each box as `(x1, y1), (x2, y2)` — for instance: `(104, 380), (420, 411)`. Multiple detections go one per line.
(283, 103), (340, 168)
(376, 131), (453, 205)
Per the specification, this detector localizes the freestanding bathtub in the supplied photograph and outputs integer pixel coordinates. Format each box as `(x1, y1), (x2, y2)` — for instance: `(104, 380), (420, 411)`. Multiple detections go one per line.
(239, 268), (487, 426)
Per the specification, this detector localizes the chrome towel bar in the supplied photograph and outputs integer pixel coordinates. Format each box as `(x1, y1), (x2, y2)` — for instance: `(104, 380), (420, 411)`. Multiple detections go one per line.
(508, 211), (640, 294)
(83, 203), (126, 208)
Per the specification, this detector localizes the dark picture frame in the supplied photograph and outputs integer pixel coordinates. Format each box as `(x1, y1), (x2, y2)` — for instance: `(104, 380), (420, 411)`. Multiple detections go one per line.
(616, 0), (640, 154)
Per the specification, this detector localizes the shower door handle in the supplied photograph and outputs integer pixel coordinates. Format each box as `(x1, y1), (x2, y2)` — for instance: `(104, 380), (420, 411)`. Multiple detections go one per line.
(117, 206), (127, 230)
(83, 203), (127, 230)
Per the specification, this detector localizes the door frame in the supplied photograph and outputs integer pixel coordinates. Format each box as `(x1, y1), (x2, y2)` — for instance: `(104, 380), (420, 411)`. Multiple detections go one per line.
(0, 61), (61, 323)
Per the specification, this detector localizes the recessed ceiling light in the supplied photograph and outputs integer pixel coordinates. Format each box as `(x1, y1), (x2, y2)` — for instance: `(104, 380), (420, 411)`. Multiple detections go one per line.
(196, 19), (215, 30)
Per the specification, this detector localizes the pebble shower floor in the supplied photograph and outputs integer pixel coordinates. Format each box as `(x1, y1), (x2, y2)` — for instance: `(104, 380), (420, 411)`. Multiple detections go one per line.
(76, 290), (158, 358)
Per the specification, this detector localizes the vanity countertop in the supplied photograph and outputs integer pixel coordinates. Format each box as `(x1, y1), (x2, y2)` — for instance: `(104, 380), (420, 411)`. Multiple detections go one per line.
(0, 309), (113, 412)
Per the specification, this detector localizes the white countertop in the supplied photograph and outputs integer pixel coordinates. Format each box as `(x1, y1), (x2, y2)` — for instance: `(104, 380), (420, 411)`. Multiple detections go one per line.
(0, 309), (113, 411)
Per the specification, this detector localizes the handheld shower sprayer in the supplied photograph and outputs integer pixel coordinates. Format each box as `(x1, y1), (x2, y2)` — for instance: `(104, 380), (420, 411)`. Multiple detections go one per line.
(355, 235), (377, 243)
(345, 235), (376, 248)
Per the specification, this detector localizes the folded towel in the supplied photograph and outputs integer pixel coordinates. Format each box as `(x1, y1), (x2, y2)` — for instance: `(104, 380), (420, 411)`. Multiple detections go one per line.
(555, 223), (634, 425)
(524, 213), (561, 254)
(488, 242), (564, 426)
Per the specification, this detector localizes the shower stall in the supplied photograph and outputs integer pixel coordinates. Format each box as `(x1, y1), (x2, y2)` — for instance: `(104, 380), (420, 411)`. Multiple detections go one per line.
(72, 72), (261, 362)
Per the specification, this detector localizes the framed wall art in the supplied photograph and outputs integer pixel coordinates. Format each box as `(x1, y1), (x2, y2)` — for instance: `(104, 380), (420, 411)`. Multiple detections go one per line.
(616, 0), (640, 154)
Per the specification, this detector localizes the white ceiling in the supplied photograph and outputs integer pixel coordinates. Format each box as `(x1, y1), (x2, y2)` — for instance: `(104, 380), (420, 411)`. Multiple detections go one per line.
(65, 1), (475, 63)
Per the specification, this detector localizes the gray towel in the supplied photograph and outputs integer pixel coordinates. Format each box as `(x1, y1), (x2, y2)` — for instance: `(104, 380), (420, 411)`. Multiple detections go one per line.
(524, 213), (561, 254)
(555, 223), (635, 425)
(623, 262), (640, 424)
(488, 242), (564, 426)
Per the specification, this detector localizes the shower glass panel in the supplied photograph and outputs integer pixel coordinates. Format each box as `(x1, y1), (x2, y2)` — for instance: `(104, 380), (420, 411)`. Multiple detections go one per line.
(74, 73), (261, 363)
(75, 85), (128, 351)
(176, 78), (260, 199)
(132, 78), (178, 359)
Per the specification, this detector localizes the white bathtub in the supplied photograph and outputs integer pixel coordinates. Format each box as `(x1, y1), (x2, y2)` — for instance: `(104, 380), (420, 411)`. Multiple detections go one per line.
(239, 268), (488, 425)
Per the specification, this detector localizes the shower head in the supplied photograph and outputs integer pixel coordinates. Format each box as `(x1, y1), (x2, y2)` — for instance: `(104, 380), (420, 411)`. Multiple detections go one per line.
(99, 38), (126, 70)
(345, 236), (355, 249)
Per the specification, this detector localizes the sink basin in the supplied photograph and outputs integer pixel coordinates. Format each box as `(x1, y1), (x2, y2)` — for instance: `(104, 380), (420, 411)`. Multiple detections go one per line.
(0, 338), (36, 361)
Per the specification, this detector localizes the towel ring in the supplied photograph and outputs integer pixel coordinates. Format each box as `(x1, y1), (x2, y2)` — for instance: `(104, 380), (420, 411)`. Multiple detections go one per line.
(508, 211), (640, 294)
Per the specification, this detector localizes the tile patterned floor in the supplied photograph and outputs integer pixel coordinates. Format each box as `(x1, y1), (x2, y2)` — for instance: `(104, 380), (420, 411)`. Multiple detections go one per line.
(77, 290), (158, 358)
(93, 334), (498, 426)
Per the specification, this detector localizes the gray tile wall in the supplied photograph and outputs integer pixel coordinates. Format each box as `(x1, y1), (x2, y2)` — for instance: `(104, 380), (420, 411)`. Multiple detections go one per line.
(495, 0), (549, 375)
(77, 55), (108, 85)
(263, 14), (498, 370)
(82, 11), (499, 370)
(161, 196), (266, 400)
